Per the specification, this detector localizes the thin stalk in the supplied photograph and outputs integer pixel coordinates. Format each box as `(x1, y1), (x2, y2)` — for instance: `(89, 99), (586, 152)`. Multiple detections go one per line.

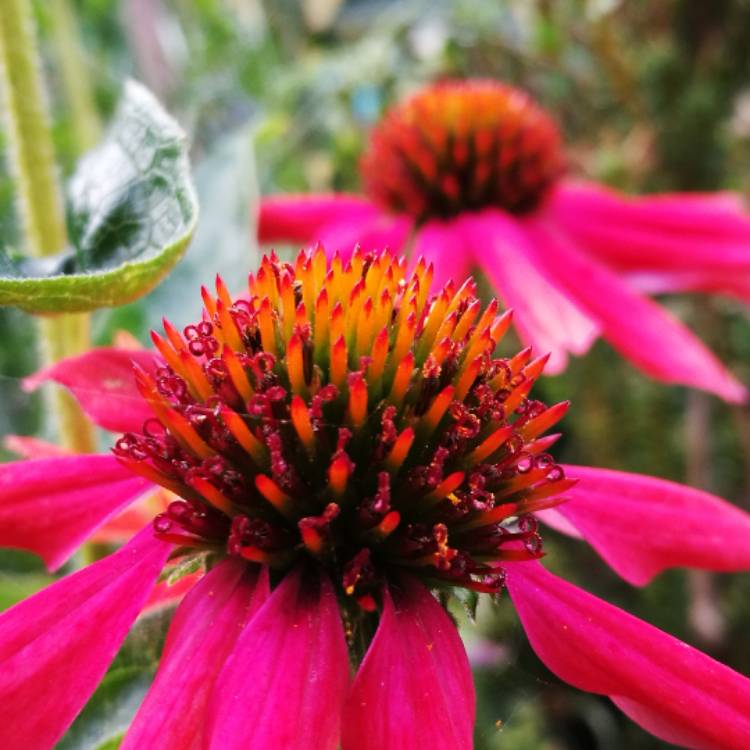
(0, 0), (96, 452)
(684, 303), (725, 649)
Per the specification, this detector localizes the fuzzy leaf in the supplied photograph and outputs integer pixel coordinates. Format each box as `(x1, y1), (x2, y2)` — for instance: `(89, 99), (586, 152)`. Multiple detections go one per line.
(0, 81), (198, 314)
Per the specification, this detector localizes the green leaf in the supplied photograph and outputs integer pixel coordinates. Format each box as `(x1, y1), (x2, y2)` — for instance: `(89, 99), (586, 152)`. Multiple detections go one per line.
(56, 603), (176, 750)
(0, 81), (198, 314)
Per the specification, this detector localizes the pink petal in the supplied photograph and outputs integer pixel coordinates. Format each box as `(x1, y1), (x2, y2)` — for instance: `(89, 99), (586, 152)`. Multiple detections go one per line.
(556, 465), (750, 585)
(458, 210), (599, 374)
(548, 180), (750, 273)
(342, 576), (475, 750)
(207, 567), (349, 750)
(316, 212), (411, 261)
(258, 194), (378, 244)
(506, 560), (750, 750)
(141, 571), (203, 613)
(627, 268), (750, 305)
(0, 454), (152, 571)
(0, 527), (171, 750)
(24, 348), (160, 434)
(90, 490), (169, 546)
(412, 219), (474, 291)
(122, 559), (269, 750)
(524, 217), (748, 402)
(4, 435), (69, 459)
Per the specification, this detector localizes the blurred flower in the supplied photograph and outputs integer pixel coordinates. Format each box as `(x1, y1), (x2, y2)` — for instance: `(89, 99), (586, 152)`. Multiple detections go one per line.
(259, 79), (750, 402)
(2, 250), (750, 749)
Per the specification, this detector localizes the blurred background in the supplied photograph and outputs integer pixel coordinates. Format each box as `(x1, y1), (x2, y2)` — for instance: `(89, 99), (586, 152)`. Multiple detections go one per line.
(1, 1), (750, 747)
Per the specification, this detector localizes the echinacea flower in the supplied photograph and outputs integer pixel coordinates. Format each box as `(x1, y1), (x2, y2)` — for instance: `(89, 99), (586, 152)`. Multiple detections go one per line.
(258, 79), (750, 402)
(3, 249), (750, 749)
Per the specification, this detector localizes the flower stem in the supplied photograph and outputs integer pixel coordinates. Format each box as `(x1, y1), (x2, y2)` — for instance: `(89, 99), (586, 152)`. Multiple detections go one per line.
(0, 0), (96, 453)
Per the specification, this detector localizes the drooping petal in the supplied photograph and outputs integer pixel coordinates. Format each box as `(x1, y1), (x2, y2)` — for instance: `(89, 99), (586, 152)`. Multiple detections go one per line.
(3, 435), (69, 459)
(90, 489), (170, 546)
(0, 527), (171, 750)
(459, 210), (599, 374)
(412, 219), (474, 291)
(258, 194), (379, 244)
(207, 566), (349, 750)
(24, 348), (160, 434)
(524, 217), (747, 402)
(627, 268), (750, 305)
(548, 180), (750, 273)
(342, 576), (475, 750)
(0, 454), (152, 570)
(506, 560), (750, 750)
(315, 212), (411, 261)
(555, 465), (750, 585)
(122, 559), (269, 750)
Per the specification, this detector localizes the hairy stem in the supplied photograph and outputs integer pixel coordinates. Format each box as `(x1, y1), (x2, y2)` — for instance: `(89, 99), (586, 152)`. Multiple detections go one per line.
(0, 0), (96, 452)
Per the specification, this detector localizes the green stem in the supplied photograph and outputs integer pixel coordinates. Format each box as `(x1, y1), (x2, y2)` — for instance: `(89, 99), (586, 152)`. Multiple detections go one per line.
(49, 0), (101, 153)
(0, 0), (96, 453)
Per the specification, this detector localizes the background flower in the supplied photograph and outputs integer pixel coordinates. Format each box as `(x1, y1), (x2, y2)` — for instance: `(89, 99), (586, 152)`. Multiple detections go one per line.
(258, 79), (750, 402)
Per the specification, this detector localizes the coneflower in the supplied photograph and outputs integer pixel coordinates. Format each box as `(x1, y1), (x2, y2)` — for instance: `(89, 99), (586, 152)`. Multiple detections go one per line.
(259, 79), (750, 401)
(2, 249), (750, 749)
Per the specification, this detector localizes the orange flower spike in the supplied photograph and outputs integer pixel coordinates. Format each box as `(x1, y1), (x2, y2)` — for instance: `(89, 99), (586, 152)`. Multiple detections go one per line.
(345, 278), (367, 346)
(220, 405), (267, 465)
(328, 255), (344, 303)
(465, 425), (515, 467)
(434, 310), (460, 346)
(160, 406), (216, 460)
(519, 401), (571, 441)
(463, 327), (494, 368)
(430, 337), (454, 368)
(454, 355), (484, 402)
(200, 285), (218, 320)
(424, 471), (465, 504)
(295, 301), (310, 332)
(467, 299), (499, 342)
(214, 274), (234, 312)
(364, 253), (384, 299)
(178, 349), (214, 402)
(280, 272), (297, 342)
(215, 297), (244, 352)
(452, 298), (481, 343)
(330, 335), (348, 391)
(367, 327), (389, 388)
(387, 351), (414, 407)
(419, 385), (454, 433)
(286, 332), (307, 396)
(489, 308), (514, 344)
(391, 311), (418, 369)
(417, 290), (451, 362)
(255, 475), (294, 518)
(503, 354), (551, 414)
(222, 346), (254, 402)
(150, 330), (185, 378)
(444, 277), (476, 318)
(297, 258), (315, 325)
(348, 372), (368, 429)
(369, 510), (401, 541)
(312, 243), (328, 297)
(355, 297), (375, 361)
(187, 475), (235, 515)
(257, 297), (277, 355)
(328, 455), (351, 498)
(509, 346), (534, 376)
(290, 395), (315, 455)
(374, 287), (394, 334)
(162, 318), (187, 352)
(384, 427), (415, 472)
(314, 289), (330, 364)
(418, 263), (434, 311)
(329, 301), (346, 346)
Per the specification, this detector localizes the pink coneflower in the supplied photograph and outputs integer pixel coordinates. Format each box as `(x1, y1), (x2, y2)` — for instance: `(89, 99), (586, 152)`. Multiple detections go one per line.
(3, 249), (750, 749)
(259, 79), (750, 402)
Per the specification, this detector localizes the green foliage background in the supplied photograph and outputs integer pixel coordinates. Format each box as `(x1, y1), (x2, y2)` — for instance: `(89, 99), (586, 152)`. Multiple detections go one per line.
(1, 1), (749, 747)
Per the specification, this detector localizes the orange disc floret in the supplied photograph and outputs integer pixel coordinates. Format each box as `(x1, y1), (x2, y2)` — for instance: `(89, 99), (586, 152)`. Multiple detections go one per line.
(361, 79), (564, 221)
(114, 247), (572, 609)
